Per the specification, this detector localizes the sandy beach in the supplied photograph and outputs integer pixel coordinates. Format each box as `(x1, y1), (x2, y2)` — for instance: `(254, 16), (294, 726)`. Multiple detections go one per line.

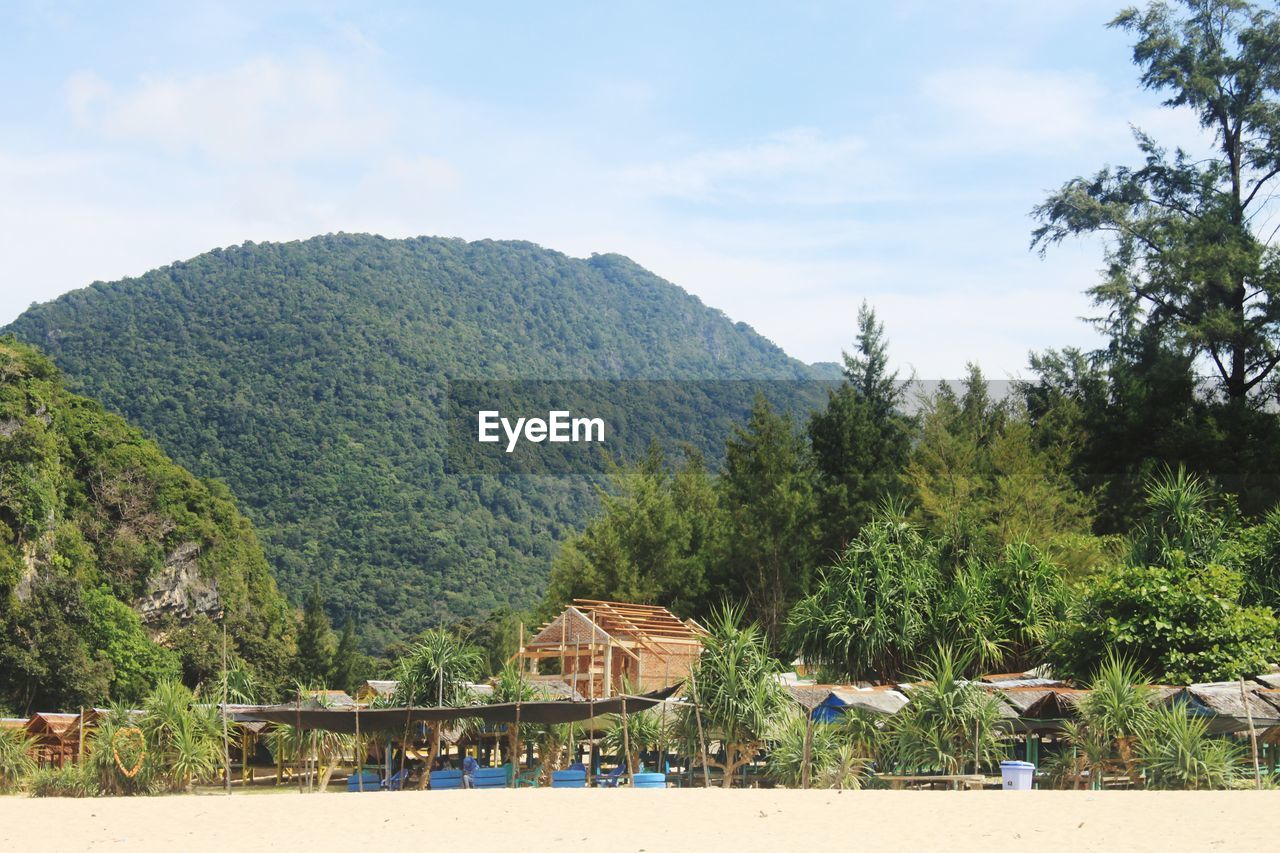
(5, 788), (1276, 853)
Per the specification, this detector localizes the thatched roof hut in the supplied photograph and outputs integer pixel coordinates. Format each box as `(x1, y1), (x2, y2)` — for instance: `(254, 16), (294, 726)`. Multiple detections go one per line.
(24, 712), (78, 767)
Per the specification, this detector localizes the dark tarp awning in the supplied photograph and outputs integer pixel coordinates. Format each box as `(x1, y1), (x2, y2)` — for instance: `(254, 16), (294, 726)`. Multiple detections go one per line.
(234, 684), (682, 733)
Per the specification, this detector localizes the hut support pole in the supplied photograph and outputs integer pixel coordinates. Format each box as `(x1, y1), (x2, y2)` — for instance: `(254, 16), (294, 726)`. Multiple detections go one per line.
(800, 714), (814, 790)
(398, 708), (410, 789)
(1240, 677), (1262, 790)
(222, 621), (231, 795)
(77, 708), (84, 765)
(689, 664), (710, 788)
(296, 688), (303, 794)
(355, 705), (364, 792)
(621, 695), (635, 785)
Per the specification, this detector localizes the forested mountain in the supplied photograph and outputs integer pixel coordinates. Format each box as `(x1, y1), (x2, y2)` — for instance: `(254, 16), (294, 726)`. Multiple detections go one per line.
(0, 340), (294, 712)
(5, 235), (830, 648)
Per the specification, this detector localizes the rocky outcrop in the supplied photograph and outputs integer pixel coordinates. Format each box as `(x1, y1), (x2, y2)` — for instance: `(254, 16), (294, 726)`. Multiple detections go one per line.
(135, 541), (221, 622)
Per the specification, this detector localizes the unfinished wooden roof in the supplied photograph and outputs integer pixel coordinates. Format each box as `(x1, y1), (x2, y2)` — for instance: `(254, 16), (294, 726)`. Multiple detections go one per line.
(527, 600), (705, 651)
(570, 600), (705, 642)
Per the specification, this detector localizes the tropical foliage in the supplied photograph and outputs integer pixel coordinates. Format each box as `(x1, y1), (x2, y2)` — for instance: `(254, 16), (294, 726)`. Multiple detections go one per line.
(679, 607), (790, 787)
(764, 710), (876, 790)
(0, 727), (36, 791)
(1056, 658), (1155, 789)
(1139, 704), (1242, 790)
(886, 646), (1006, 777)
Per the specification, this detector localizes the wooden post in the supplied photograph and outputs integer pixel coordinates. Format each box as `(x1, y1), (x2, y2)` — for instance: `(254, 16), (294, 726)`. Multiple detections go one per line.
(661, 658), (670, 774)
(603, 643), (614, 699)
(688, 662), (711, 788)
(222, 621), (231, 795)
(621, 693), (635, 785)
(1240, 677), (1262, 790)
(398, 707), (410, 790)
(355, 704), (364, 792)
(77, 707), (84, 765)
(800, 714), (814, 790)
(512, 638), (524, 788)
(296, 688), (304, 794)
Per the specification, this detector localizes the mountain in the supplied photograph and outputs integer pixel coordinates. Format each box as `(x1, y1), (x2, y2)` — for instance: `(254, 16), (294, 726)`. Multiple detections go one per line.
(6, 234), (833, 648)
(0, 339), (294, 712)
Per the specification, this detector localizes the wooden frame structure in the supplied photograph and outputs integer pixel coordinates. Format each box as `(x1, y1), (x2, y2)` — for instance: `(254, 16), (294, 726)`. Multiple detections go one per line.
(516, 600), (705, 699)
(25, 712), (78, 767)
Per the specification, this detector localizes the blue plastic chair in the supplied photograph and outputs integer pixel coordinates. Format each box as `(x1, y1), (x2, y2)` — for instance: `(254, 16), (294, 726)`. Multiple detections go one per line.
(384, 769), (410, 791)
(551, 769), (587, 788)
(631, 772), (666, 789)
(430, 769), (464, 790)
(472, 766), (509, 789)
(347, 770), (381, 792)
(595, 764), (626, 788)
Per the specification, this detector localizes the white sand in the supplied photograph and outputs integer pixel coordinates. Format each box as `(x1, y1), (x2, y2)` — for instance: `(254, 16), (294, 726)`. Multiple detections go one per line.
(7, 788), (1275, 853)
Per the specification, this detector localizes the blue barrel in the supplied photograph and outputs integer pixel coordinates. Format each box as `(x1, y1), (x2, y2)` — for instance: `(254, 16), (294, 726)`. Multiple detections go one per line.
(631, 772), (666, 789)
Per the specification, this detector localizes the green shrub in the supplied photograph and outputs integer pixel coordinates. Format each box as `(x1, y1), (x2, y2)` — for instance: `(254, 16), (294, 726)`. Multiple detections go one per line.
(765, 710), (874, 789)
(0, 728), (36, 792)
(28, 764), (97, 798)
(1139, 705), (1241, 790)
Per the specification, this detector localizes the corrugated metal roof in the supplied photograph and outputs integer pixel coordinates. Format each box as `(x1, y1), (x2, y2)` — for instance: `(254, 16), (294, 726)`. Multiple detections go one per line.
(826, 687), (910, 715)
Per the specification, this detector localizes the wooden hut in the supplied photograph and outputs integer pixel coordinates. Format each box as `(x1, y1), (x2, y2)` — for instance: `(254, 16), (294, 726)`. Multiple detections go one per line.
(25, 713), (79, 767)
(356, 680), (399, 704)
(516, 600), (705, 698)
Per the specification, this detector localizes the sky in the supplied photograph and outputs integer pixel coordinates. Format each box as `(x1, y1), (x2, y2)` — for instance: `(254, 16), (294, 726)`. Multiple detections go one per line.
(0, 0), (1213, 377)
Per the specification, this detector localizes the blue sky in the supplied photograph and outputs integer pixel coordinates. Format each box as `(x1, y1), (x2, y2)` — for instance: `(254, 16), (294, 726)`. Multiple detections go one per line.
(0, 1), (1210, 375)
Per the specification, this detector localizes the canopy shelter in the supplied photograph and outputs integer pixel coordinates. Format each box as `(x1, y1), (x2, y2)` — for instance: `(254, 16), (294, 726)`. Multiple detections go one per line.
(234, 684), (682, 733)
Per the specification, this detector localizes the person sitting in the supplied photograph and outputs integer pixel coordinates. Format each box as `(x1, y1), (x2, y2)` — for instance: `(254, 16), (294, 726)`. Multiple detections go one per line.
(462, 754), (480, 788)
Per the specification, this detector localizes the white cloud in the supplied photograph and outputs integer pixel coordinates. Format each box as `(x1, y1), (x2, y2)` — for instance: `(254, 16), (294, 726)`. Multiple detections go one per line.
(919, 66), (1123, 154)
(618, 128), (883, 204)
(65, 56), (393, 164)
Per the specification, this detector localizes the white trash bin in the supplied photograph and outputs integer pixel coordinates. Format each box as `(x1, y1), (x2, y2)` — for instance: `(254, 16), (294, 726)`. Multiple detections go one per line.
(1000, 760), (1034, 790)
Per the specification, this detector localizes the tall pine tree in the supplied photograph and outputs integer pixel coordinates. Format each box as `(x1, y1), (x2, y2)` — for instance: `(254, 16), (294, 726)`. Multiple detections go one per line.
(716, 394), (818, 648)
(808, 303), (914, 553)
(295, 582), (335, 686)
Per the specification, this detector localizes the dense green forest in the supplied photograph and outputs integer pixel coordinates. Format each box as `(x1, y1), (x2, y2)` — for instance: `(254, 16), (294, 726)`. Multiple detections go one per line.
(0, 340), (295, 712)
(549, 353), (1280, 683)
(5, 0), (1280, 699)
(544, 0), (1280, 685)
(5, 236), (833, 649)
